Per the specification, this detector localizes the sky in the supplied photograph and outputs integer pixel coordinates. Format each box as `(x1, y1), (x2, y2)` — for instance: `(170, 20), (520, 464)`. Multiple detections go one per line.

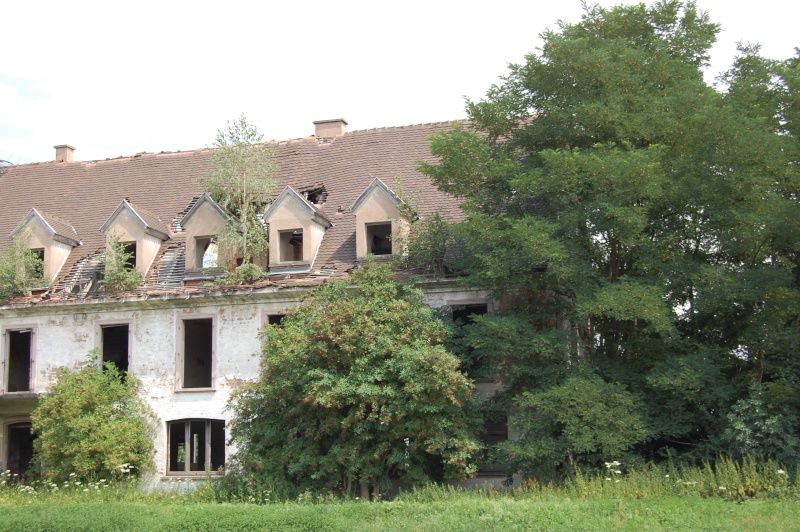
(1, 0), (797, 165)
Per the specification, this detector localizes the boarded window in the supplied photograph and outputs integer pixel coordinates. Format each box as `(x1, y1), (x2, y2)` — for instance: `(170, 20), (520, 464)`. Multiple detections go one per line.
(182, 318), (213, 388)
(168, 419), (225, 474)
(367, 223), (392, 255)
(6, 330), (32, 393)
(102, 324), (129, 374)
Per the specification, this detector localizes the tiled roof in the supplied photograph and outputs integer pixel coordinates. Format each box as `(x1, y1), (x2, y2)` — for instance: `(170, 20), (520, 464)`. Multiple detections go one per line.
(0, 120), (466, 303)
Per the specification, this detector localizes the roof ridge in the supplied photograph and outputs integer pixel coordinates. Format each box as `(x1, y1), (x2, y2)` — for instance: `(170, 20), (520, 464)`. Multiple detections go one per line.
(346, 119), (468, 136)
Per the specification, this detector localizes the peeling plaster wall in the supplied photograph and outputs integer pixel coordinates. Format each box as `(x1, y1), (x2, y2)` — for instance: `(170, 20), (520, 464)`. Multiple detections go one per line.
(0, 282), (495, 482)
(0, 293), (301, 479)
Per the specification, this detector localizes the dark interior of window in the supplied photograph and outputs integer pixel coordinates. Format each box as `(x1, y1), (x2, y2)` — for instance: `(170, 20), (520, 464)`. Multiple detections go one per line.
(451, 304), (489, 378)
(7, 330), (31, 393)
(183, 319), (212, 388)
(478, 417), (509, 475)
(169, 419), (225, 473)
(6, 422), (34, 478)
(267, 314), (286, 326)
(122, 241), (137, 270)
(279, 230), (303, 262)
(102, 324), (129, 374)
(367, 223), (392, 255)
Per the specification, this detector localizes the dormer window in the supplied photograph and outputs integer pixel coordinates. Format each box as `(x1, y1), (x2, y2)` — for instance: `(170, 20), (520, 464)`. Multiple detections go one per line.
(350, 178), (412, 259)
(99, 200), (169, 277)
(9, 208), (80, 284)
(180, 194), (229, 274)
(263, 186), (331, 273)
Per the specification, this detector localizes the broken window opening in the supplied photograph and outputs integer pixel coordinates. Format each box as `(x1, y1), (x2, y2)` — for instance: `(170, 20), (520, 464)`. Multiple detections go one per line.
(182, 318), (213, 389)
(195, 237), (218, 269)
(367, 223), (392, 255)
(30, 248), (45, 279)
(122, 241), (137, 271)
(168, 419), (225, 474)
(451, 304), (488, 378)
(5, 422), (34, 478)
(477, 416), (509, 475)
(304, 186), (328, 205)
(279, 229), (303, 262)
(6, 330), (32, 393)
(267, 314), (286, 326)
(101, 324), (129, 374)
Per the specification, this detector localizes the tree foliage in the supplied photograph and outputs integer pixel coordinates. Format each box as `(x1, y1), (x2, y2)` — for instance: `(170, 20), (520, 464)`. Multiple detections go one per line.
(199, 114), (278, 278)
(101, 232), (143, 292)
(421, 1), (800, 473)
(229, 261), (480, 499)
(31, 353), (156, 482)
(0, 228), (44, 301)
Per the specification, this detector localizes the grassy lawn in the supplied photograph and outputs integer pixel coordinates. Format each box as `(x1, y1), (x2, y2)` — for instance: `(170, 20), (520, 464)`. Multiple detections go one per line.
(0, 496), (798, 531)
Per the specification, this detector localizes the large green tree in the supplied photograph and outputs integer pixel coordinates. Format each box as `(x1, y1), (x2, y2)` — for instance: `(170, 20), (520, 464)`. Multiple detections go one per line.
(420, 1), (800, 474)
(228, 261), (480, 499)
(199, 114), (278, 282)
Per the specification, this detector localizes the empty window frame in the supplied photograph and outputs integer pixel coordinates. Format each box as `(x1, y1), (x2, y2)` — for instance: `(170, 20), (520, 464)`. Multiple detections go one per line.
(122, 241), (137, 270)
(451, 304), (488, 378)
(452, 304), (488, 325)
(267, 314), (286, 326)
(30, 248), (45, 279)
(168, 419), (225, 474)
(279, 229), (303, 262)
(195, 237), (218, 269)
(477, 417), (509, 475)
(4, 421), (34, 478)
(366, 223), (392, 255)
(101, 324), (129, 374)
(179, 318), (213, 389)
(4, 329), (33, 393)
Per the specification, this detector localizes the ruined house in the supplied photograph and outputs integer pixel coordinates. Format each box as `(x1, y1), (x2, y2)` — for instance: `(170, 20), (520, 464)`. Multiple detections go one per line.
(0, 119), (500, 484)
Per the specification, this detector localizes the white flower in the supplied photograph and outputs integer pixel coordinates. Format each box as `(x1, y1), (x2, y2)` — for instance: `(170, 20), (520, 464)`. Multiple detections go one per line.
(665, 474), (669, 478)
(777, 469), (786, 475)
(614, 470), (622, 474)
(605, 477), (612, 481)
(719, 486), (726, 490)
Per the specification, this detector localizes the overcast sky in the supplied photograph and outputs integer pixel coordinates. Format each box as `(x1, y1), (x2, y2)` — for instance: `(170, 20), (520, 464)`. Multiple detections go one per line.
(2, 0), (797, 165)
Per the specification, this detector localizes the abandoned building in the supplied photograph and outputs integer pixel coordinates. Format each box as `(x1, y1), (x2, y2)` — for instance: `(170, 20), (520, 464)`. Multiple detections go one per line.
(0, 119), (501, 484)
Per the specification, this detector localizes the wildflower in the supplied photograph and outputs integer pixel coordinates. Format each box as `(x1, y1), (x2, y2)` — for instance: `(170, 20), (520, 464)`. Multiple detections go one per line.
(605, 477), (612, 481)
(615, 480), (620, 483)
(69, 473), (76, 477)
(83, 488), (89, 492)
(719, 486), (726, 490)
(778, 469), (786, 475)
(665, 474), (669, 478)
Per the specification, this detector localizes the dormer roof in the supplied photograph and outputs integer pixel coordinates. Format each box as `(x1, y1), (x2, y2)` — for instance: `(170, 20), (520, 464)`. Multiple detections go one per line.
(350, 177), (405, 215)
(100, 199), (170, 240)
(264, 186), (332, 228)
(10, 208), (80, 247)
(181, 193), (230, 227)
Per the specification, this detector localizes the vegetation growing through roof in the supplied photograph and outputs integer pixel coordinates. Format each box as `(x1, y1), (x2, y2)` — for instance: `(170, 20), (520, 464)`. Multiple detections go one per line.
(31, 350), (156, 483)
(199, 114), (278, 283)
(101, 233), (143, 292)
(228, 260), (481, 500)
(0, 227), (45, 301)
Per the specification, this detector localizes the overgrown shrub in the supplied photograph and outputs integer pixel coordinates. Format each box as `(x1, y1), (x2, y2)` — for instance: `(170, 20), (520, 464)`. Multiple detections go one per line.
(31, 353), (156, 482)
(0, 228), (45, 300)
(102, 233), (143, 292)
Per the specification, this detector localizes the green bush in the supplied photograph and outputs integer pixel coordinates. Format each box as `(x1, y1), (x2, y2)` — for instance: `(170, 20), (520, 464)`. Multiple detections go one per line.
(31, 353), (156, 482)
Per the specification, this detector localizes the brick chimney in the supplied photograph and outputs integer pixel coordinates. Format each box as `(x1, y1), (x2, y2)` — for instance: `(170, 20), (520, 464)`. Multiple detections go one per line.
(313, 119), (347, 138)
(54, 144), (75, 163)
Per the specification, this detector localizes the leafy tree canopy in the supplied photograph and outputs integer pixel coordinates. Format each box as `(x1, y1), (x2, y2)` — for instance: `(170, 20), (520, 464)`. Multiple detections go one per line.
(199, 114), (278, 278)
(421, 0), (800, 473)
(0, 228), (45, 301)
(229, 261), (480, 499)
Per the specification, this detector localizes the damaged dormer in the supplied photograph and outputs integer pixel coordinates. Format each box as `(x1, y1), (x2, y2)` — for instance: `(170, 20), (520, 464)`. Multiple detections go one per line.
(263, 186), (332, 273)
(180, 193), (229, 273)
(350, 178), (413, 259)
(10, 208), (80, 283)
(99, 199), (170, 276)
